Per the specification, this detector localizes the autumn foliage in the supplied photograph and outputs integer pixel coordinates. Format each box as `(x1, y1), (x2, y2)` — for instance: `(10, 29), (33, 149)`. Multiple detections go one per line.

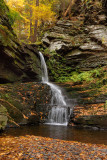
(5, 0), (104, 42)
(5, 0), (57, 42)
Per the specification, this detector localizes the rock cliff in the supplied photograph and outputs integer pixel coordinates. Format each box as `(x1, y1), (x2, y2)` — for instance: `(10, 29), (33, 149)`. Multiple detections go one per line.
(42, 20), (107, 72)
(0, 0), (43, 130)
(0, 0), (41, 83)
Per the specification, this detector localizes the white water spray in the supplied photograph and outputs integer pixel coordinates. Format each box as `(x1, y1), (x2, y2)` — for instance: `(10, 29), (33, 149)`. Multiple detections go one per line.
(39, 52), (71, 125)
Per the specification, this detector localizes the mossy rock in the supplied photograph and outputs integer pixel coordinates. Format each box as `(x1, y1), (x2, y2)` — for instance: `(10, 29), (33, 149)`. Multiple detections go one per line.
(0, 1), (41, 83)
(0, 104), (8, 130)
(0, 82), (51, 126)
(0, 99), (24, 124)
(73, 115), (107, 128)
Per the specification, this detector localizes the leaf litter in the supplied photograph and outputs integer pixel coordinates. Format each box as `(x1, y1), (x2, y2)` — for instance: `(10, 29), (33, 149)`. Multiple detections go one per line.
(0, 135), (107, 159)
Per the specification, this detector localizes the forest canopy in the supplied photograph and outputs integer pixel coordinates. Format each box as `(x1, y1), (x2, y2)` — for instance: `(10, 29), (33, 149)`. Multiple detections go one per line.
(4, 0), (106, 43)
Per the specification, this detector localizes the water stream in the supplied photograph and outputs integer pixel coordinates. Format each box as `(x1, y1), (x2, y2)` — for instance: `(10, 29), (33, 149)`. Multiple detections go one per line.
(39, 52), (72, 125)
(1, 125), (107, 145)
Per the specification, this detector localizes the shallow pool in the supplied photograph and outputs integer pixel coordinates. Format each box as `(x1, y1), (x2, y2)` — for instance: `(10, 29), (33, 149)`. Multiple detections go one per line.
(1, 124), (107, 145)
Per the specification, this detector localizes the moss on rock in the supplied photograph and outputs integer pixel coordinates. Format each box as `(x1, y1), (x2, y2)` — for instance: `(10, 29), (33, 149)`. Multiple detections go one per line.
(0, 104), (8, 130)
(0, 82), (51, 127)
(0, 1), (41, 83)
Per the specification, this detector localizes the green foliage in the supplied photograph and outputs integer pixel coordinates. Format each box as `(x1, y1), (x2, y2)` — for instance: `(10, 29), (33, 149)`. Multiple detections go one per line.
(57, 71), (93, 83)
(0, 0), (22, 27)
(7, 9), (22, 25)
(44, 49), (58, 57)
(0, 0), (7, 14)
(52, 65), (105, 83)
(70, 68), (106, 83)
(90, 68), (104, 78)
(45, 51), (71, 81)
(70, 71), (93, 83)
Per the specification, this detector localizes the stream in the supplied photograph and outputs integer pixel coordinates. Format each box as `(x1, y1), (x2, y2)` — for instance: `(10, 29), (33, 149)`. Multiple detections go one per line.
(1, 125), (107, 145)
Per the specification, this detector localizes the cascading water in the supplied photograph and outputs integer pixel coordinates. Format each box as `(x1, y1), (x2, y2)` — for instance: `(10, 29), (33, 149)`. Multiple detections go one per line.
(39, 52), (48, 83)
(39, 52), (72, 126)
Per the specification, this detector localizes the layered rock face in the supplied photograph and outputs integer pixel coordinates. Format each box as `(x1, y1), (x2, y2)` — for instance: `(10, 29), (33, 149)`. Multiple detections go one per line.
(0, 0), (41, 83)
(42, 20), (107, 71)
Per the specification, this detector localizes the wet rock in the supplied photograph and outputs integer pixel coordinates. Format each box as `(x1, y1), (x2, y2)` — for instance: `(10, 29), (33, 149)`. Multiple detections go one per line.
(27, 115), (40, 125)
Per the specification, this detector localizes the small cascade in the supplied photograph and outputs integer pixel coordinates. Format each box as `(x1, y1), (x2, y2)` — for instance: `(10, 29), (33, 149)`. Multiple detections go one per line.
(48, 107), (68, 126)
(39, 52), (73, 126)
(46, 82), (66, 106)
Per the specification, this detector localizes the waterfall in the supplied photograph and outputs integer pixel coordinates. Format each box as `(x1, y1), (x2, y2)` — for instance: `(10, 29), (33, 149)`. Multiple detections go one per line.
(39, 52), (48, 82)
(39, 52), (72, 126)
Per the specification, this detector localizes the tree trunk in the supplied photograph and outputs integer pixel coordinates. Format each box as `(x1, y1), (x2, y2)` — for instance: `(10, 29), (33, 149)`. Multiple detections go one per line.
(36, 0), (39, 6)
(63, 0), (75, 18)
(61, 0), (65, 18)
(30, 8), (33, 42)
(32, 0), (39, 43)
